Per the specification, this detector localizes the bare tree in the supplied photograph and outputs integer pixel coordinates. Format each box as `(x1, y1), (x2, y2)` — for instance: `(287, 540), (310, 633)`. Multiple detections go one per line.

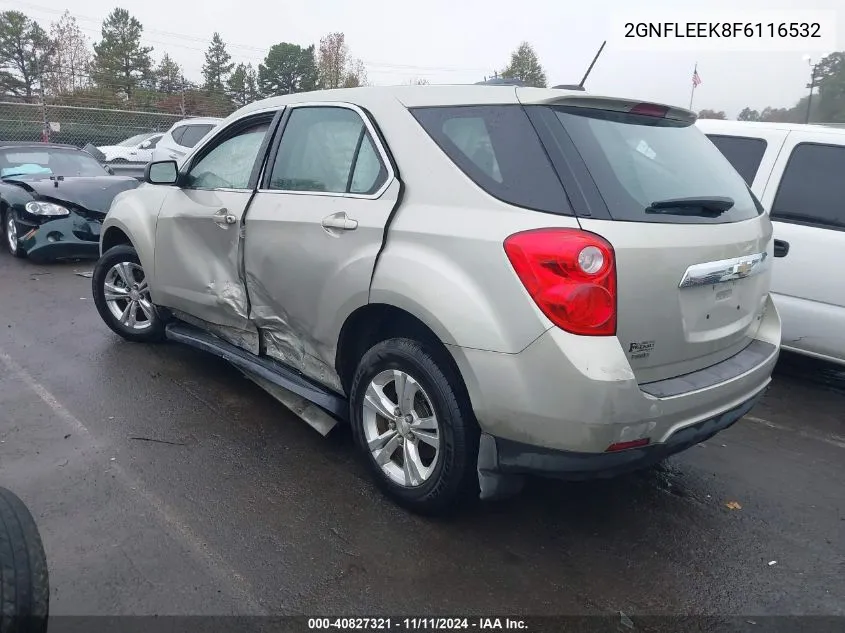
(318, 32), (349, 89)
(46, 10), (89, 95)
(342, 58), (368, 88)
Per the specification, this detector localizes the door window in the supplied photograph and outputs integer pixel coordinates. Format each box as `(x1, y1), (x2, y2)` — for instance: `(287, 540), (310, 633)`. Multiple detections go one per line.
(268, 106), (387, 195)
(771, 142), (845, 228)
(185, 122), (270, 190)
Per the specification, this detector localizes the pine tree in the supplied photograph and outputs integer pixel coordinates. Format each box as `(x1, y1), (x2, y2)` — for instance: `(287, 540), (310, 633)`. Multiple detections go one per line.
(202, 32), (233, 93)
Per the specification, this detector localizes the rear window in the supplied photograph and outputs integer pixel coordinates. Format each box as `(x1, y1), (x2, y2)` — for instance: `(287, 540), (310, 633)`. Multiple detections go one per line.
(179, 124), (214, 148)
(706, 134), (767, 186)
(550, 107), (763, 224)
(410, 105), (570, 214)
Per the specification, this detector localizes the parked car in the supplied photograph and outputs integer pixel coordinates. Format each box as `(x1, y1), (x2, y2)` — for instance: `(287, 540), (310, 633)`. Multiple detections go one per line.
(697, 119), (844, 366)
(92, 86), (781, 514)
(97, 132), (163, 163)
(150, 117), (221, 164)
(0, 142), (140, 261)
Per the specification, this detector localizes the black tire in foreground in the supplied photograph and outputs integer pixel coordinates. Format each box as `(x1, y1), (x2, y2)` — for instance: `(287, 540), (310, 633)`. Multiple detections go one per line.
(349, 337), (480, 516)
(92, 244), (165, 343)
(0, 487), (49, 633)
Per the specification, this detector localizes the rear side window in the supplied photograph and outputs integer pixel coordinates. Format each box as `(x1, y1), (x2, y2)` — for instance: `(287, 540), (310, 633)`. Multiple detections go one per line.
(549, 107), (762, 224)
(179, 124), (214, 148)
(706, 134), (767, 186)
(411, 106), (570, 214)
(771, 142), (845, 228)
(170, 126), (186, 144)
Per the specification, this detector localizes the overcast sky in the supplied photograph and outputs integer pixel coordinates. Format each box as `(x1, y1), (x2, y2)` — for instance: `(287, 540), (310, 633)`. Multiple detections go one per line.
(4, 0), (843, 118)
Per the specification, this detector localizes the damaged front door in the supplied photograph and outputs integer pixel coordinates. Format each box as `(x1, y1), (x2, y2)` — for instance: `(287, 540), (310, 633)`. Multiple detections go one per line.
(153, 111), (278, 332)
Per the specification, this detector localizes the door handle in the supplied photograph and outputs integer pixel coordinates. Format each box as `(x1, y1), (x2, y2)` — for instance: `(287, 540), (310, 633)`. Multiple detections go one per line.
(321, 212), (358, 232)
(213, 208), (237, 227)
(774, 239), (790, 258)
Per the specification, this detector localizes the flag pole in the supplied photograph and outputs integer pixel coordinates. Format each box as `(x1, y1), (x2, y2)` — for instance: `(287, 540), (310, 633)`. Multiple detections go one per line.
(689, 62), (697, 110)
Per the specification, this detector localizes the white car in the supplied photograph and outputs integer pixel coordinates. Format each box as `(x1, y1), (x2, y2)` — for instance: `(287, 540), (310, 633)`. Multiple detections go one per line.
(97, 133), (163, 163)
(150, 117), (222, 164)
(697, 119), (845, 365)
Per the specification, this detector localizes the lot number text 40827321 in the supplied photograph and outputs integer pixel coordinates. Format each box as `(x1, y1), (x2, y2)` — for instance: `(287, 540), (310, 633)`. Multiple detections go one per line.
(307, 618), (528, 630)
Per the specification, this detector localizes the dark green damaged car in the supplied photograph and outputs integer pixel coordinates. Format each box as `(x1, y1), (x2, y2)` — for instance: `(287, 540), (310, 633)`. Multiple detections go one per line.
(0, 143), (140, 262)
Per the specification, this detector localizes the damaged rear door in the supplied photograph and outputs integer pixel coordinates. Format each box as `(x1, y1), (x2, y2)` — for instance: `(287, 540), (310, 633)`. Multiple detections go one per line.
(153, 110), (280, 337)
(243, 103), (398, 390)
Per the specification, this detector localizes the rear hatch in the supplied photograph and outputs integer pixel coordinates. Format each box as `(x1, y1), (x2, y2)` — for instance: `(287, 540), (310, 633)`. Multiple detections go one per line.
(525, 95), (773, 383)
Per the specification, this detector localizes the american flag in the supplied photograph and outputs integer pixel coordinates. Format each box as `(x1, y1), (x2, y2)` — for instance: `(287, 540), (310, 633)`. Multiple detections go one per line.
(692, 69), (702, 87)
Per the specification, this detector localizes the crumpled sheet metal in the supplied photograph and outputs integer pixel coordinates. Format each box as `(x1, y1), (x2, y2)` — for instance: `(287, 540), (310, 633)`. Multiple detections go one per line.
(205, 278), (250, 321)
(171, 309), (260, 355)
(241, 369), (338, 436)
(246, 271), (344, 393)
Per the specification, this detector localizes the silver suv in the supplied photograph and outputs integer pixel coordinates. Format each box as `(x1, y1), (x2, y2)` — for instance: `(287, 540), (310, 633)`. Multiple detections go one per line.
(92, 86), (782, 514)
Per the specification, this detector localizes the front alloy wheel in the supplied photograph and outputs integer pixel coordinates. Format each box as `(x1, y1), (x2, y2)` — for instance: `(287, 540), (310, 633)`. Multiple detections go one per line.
(363, 369), (441, 487)
(92, 244), (165, 343)
(4, 212), (25, 258)
(103, 262), (154, 331)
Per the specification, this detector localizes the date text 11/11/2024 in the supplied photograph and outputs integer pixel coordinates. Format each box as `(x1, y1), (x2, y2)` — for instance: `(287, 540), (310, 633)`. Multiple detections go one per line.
(308, 618), (528, 630)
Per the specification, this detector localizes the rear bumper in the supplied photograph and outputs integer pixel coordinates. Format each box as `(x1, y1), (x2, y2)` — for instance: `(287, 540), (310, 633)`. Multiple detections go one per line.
(479, 388), (763, 481)
(449, 294), (781, 458)
(18, 213), (101, 263)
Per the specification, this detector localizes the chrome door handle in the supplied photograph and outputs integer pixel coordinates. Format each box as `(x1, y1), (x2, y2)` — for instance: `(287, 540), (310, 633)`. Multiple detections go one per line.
(213, 209), (237, 227)
(321, 212), (358, 231)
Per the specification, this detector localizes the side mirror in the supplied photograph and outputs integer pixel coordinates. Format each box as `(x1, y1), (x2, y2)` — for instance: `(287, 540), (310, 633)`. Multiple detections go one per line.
(144, 160), (179, 185)
(139, 141), (151, 149)
(104, 165), (115, 175)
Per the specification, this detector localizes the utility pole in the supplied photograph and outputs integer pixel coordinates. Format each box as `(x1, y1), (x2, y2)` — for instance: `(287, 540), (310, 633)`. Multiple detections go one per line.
(805, 58), (817, 124)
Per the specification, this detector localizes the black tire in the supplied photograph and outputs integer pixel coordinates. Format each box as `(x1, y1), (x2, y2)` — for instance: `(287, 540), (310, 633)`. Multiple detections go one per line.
(0, 487), (49, 633)
(92, 244), (165, 343)
(3, 209), (27, 259)
(349, 338), (479, 516)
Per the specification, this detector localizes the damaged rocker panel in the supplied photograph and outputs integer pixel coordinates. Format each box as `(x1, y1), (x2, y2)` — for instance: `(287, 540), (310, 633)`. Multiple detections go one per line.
(164, 321), (349, 422)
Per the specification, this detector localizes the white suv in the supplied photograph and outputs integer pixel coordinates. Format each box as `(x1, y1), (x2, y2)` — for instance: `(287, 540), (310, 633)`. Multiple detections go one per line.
(150, 117), (222, 164)
(698, 119), (845, 366)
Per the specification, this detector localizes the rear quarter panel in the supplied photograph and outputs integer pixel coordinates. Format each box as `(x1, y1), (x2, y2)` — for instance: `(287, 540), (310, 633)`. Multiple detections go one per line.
(367, 100), (578, 353)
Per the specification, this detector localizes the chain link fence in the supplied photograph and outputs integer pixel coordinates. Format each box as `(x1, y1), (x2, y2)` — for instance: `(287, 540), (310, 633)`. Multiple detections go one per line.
(0, 101), (191, 147)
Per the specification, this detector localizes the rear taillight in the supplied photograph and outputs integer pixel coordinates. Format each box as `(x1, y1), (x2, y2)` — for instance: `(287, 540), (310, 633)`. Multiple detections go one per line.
(504, 228), (616, 336)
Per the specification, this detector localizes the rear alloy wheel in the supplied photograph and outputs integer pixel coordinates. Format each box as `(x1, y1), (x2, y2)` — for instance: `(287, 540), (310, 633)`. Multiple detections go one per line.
(362, 369), (442, 487)
(92, 244), (165, 343)
(350, 338), (479, 515)
(4, 210), (26, 258)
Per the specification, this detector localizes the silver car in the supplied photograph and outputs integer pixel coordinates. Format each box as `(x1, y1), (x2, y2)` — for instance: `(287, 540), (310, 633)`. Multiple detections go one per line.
(92, 86), (782, 514)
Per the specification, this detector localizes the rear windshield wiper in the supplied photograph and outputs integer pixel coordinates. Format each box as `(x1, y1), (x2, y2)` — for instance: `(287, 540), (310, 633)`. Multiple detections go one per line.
(645, 196), (735, 217)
